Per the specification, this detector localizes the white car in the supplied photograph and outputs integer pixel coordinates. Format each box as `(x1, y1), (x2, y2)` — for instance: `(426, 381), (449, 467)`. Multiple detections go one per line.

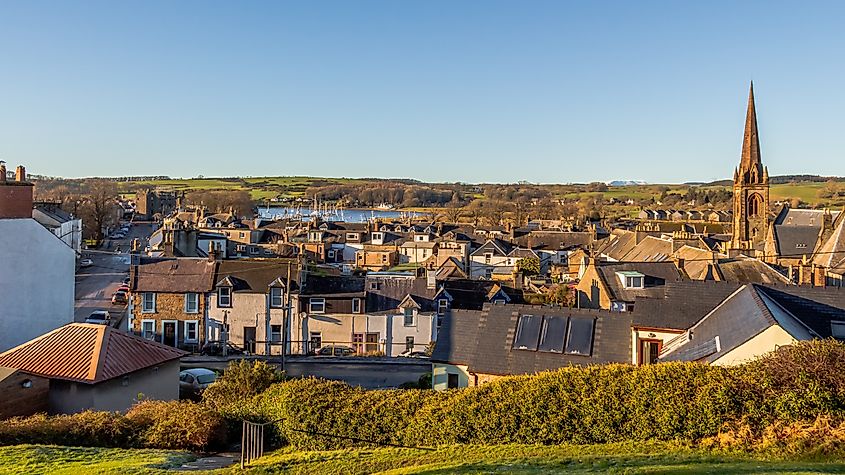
(85, 310), (111, 325)
(79, 258), (94, 267)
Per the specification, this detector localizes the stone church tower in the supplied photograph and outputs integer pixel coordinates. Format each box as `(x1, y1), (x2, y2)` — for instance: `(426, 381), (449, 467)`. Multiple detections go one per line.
(731, 82), (769, 252)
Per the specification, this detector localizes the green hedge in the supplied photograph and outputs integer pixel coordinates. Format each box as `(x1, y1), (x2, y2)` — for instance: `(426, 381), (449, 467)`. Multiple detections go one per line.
(3, 340), (845, 452)
(240, 340), (845, 450)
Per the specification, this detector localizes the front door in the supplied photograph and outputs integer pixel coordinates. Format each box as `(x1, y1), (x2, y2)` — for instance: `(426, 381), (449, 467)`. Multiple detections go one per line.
(365, 333), (379, 354)
(244, 326), (256, 354)
(163, 322), (177, 347)
(638, 339), (662, 366)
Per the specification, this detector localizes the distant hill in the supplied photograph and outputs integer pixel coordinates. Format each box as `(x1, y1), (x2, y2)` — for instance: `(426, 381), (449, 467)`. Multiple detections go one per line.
(703, 175), (845, 187)
(606, 180), (647, 187)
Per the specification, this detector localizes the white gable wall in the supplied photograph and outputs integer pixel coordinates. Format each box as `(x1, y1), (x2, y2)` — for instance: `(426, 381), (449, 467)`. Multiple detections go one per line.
(0, 219), (75, 352)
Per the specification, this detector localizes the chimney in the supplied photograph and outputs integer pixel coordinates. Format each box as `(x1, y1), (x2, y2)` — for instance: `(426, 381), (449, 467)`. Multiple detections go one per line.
(208, 241), (219, 262)
(673, 256), (685, 271)
(0, 163), (34, 219)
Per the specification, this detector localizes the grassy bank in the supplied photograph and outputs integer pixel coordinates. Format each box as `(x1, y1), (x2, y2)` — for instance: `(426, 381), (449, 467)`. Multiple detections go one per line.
(4, 442), (845, 474)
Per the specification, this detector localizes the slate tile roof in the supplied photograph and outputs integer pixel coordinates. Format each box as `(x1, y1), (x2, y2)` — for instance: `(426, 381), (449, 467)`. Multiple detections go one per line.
(0, 323), (185, 384)
(215, 259), (299, 292)
(432, 304), (631, 375)
(132, 258), (217, 293)
(594, 261), (686, 303)
(631, 280), (742, 331)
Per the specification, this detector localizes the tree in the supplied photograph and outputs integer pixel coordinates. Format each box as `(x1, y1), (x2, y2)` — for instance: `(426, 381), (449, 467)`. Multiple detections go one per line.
(78, 180), (120, 240)
(516, 257), (540, 276)
(547, 284), (576, 307)
(444, 202), (463, 223)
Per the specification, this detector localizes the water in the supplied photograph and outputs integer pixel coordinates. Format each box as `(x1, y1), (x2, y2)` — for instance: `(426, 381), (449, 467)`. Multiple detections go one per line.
(258, 207), (419, 222)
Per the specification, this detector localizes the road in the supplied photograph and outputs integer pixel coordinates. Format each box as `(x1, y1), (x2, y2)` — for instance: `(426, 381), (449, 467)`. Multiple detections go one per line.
(74, 222), (155, 328)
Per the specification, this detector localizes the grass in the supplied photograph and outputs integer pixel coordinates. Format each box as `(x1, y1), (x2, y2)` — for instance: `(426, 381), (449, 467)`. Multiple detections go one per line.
(234, 442), (845, 474)
(5, 443), (845, 474)
(0, 445), (194, 474)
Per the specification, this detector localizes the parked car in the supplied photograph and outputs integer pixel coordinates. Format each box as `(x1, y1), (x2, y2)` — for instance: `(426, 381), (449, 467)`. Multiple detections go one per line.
(117, 284), (130, 293)
(111, 291), (128, 305)
(200, 341), (247, 356)
(315, 345), (356, 357)
(179, 368), (218, 400)
(398, 350), (430, 359)
(122, 276), (131, 285)
(85, 310), (111, 325)
(79, 258), (94, 267)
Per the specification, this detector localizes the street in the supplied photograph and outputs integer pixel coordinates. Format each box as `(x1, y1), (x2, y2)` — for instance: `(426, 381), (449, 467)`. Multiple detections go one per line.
(74, 222), (155, 328)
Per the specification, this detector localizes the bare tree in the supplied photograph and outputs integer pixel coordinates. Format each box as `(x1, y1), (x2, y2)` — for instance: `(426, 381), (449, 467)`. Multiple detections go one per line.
(79, 180), (120, 240)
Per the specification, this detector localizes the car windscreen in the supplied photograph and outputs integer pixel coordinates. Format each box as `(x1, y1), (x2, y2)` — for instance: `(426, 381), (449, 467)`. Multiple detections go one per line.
(196, 374), (217, 384)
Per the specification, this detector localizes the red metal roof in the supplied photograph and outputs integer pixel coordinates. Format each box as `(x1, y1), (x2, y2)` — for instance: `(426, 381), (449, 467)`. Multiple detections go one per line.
(0, 323), (186, 384)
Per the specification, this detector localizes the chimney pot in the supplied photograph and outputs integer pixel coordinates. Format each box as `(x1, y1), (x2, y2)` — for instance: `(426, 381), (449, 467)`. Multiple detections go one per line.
(15, 166), (25, 182)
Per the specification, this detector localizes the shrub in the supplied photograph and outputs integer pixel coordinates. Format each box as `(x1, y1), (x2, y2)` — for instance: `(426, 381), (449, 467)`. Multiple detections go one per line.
(0, 411), (137, 447)
(202, 360), (282, 412)
(126, 400), (227, 451)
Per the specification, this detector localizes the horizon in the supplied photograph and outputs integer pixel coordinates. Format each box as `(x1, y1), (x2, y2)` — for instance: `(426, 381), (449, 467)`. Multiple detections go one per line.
(3, 1), (845, 182)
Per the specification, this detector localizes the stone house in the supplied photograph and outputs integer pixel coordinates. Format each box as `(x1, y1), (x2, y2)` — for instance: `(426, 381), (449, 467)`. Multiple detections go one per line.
(129, 257), (217, 351)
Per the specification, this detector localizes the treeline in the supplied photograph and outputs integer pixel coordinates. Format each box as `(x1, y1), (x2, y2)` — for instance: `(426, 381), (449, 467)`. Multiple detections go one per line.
(307, 183), (468, 207)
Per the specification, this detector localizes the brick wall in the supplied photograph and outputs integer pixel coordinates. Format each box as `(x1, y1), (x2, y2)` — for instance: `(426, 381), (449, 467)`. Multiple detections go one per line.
(0, 183), (33, 219)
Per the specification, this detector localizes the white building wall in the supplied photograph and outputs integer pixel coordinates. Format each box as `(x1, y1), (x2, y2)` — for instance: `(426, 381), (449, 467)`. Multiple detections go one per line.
(0, 219), (75, 352)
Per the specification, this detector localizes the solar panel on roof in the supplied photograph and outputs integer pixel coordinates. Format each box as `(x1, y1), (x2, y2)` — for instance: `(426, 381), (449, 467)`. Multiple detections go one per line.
(564, 318), (595, 356)
(513, 314), (542, 350)
(538, 316), (567, 353)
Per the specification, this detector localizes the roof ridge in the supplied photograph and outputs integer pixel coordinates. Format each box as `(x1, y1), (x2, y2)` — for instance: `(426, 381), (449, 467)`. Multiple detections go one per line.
(90, 325), (108, 381)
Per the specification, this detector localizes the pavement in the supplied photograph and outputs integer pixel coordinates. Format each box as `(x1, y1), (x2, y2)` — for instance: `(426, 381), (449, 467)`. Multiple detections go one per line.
(74, 222), (155, 327)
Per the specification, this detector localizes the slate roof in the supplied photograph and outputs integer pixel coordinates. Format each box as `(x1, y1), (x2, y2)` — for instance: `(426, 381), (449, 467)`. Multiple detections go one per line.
(815, 214), (845, 268)
(597, 230), (637, 261)
(215, 259), (299, 292)
(594, 261), (686, 303)
(365, 276), (438, 312)
(300, 275), (365, 296)
(773, 225), (821, 257)
(661, 284), (845, 363)
(513, 231), (594, 251)
(632, 280), (743, 330)
(432, 304), (632, 375)
(0, 323), (185, 384)
(132, 258), (217, 293)
(622, 236), (673, 262)
(441, 279), (523, 310)
(716, 257), (791, 285)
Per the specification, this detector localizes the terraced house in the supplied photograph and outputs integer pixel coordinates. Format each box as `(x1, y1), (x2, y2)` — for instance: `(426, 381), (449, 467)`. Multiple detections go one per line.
(129, 257), (216, 351)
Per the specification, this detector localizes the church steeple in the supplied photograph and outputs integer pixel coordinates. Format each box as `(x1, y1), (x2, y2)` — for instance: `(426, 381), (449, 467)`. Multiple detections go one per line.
(731, 82), (770, 253)
(738, 82), (765, 184)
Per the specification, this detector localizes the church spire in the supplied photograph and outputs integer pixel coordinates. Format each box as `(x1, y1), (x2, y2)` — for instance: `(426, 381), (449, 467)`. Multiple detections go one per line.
(740, 81), (762, 171)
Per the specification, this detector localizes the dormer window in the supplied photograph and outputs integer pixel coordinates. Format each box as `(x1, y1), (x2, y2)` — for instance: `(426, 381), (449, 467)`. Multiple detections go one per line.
(218, 287), (232, 307)
(346, 233), (358, 240)
(270, 286), (284, 308)
(617, 271), (645, 289)
(372, 232), (383, 241)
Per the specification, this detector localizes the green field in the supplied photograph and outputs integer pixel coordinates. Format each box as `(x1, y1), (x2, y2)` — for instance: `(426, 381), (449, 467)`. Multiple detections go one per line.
(4, 443), (845, 474)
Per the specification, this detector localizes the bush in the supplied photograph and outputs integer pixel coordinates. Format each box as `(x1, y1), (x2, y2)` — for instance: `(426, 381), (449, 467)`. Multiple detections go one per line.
(202, 360), (282, 412)
(232, 340), (845, 450)
(0, 411), (137, 448)
(126, 400), (227, 451)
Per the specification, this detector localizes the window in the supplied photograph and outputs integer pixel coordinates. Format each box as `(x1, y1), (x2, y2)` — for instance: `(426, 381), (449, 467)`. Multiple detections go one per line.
(626, 276), (644, 288)
(372, 232), (383, 241)
(565, 318), (595, 355)
(309, 332), (322, 352)
(249, 246), (259, 254)
(352, 333), (363, 353)
(218, 287), (232, 307)
(796, 243), (808, 249)
(639, 339), (661, 365)
(236, 244), (246, 252)
(270, 324), (282, 343)
(405, 336), (415, 352)
(346, 233), (358, 240)
(328, 250), (336, 259)
(485, 269), (493, 279)
(513, 314), (542, 350)
(447, 373), (459, 389)
(538, 316), (567, 353)
(404, 308), (416, 326)
(270, 287), (284, 308)
(438, 299), (449, 315)
(832, 322), (845, 339)
(352, 298), (361, 314)
(184, 293), (199, 314)
(370, 282), (381, 290)
(484, 252), (492, 264)
(381, 254), (388, 263)
(309, 298), (326, 314)
(184, 320), (198, 343)
(142, 292), (156, 313)
(493, 299), (506, 305)
(141, 320), (156, 340)
(239, 232), (246, 239)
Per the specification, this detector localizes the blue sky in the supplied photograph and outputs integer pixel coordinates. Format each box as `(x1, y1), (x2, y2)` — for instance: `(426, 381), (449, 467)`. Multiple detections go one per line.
(1, 1), (843, 183)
